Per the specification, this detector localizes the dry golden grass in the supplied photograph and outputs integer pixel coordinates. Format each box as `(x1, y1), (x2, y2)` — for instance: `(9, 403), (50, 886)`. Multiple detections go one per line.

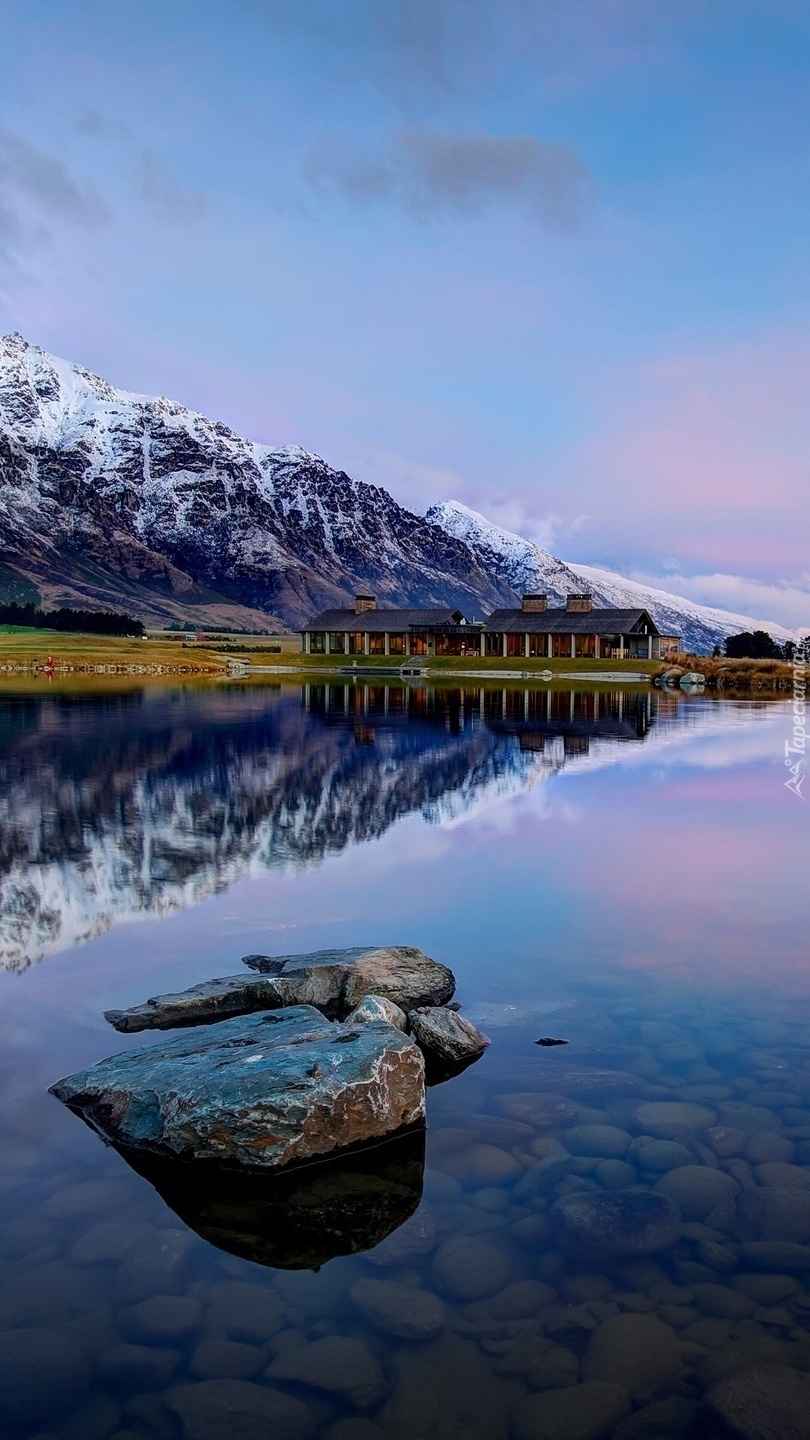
(670, 653), (797, 690)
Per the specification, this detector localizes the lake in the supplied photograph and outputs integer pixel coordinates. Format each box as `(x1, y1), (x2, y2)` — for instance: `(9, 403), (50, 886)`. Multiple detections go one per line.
(0, 679), (808, 1440)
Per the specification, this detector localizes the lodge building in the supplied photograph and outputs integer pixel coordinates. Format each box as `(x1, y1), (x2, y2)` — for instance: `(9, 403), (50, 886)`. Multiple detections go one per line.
(301, 593), (679, 660)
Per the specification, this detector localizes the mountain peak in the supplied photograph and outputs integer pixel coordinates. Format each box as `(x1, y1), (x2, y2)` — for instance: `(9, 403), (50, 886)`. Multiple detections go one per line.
(0, 336), (794, 644)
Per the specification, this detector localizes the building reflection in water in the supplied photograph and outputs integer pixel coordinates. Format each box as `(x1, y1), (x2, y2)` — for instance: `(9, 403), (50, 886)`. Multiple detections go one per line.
(303, 681), (666, 756)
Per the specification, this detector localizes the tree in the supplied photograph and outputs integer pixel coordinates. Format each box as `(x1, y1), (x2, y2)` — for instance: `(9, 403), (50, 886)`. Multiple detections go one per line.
(724, 631), (783, 660)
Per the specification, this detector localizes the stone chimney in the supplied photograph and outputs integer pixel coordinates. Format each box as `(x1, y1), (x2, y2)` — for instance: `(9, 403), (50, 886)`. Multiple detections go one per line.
(566, 593), (592, 613)
(354, 594), (377, 615)
(521, 594), (547, 613)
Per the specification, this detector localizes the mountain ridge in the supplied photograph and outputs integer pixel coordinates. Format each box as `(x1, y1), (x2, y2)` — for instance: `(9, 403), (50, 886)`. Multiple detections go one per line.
(427, 500), (794, 651)
(0, 332), (792, 648)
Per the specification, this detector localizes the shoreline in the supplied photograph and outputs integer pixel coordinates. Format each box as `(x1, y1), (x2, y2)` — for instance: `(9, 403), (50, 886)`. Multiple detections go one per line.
(0, 631), (799, 691)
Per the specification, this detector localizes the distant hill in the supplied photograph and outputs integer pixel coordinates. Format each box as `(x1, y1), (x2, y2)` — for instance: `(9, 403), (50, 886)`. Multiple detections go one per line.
(0, 332), (792, 648)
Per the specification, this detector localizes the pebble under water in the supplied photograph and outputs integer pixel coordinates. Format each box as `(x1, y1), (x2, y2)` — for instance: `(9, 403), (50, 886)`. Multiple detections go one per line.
(0, 681), (808, 1440)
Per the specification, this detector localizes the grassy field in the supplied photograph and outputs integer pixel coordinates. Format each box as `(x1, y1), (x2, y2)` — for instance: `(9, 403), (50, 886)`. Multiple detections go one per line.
(0, 628), (227, 674)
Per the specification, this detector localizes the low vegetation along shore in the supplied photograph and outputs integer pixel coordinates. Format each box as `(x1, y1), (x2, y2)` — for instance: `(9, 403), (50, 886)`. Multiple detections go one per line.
(667, 654), (800, 691)
(0, 628), (800, 692)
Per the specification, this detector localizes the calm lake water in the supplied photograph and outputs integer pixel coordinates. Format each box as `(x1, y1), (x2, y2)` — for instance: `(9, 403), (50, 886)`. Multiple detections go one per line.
(0, 680), (808, 1440)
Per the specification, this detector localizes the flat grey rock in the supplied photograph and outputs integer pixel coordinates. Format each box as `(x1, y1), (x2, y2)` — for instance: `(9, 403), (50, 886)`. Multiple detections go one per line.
(106, 946), (454, 1032)
(51, 1006), (425, 1171)
(250, 945), (455, 1013)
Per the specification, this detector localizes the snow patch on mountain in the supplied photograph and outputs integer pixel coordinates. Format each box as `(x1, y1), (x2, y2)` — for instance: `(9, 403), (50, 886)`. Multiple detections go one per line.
(427, 499), (793, 651)
(0, 333), (511, 625)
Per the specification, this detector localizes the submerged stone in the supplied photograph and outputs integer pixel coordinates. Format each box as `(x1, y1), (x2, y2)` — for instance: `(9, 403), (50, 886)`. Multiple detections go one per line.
(582, 1314), (681, 1404)
(552, 1189), (683, 1261)
(737, 1240), (810, 1272)
(350, 1277), (446, 1339)
(0, 1327), (92, 1427)
(166, 1378), (314, 1440)
(106, 945), (454, 1032)
(50, 1006), (425, 1171)
(700, 1365), (810, 1440)
(495, 1093), (581, 1127)
(633, 1102), (716, 1139)
(266, 1336), (388, 1409)
(736, 1188), (810, 1243)
(653, 1165), (741, 1221)
(512, 1381), (631, 1440)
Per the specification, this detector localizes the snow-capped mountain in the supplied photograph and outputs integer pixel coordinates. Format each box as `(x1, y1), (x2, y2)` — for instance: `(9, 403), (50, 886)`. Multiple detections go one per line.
(427, 501), (794, 652)
(0, 332), (792, 646)
(0, 333), (509, 627)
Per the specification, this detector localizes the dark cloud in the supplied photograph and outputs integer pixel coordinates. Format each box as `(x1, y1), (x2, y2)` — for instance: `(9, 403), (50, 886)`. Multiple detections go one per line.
(263, 0), (533, 96)
(137, 152), (206, 224)
(0, 125), (109, 227)
(303, 128), (590, 228)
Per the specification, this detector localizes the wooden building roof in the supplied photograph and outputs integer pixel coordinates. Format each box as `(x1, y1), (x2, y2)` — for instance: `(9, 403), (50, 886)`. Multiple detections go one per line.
(482, 607), (660, 635)
(303, 607), (469, 633)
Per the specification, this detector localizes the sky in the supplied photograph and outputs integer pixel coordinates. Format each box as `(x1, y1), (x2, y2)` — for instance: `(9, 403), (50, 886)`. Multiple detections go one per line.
(0, 0), (808, 627)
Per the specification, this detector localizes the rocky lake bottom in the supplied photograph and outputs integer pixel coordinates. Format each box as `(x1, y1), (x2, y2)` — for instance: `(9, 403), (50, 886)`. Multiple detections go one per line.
(0, 681), (808, 1440)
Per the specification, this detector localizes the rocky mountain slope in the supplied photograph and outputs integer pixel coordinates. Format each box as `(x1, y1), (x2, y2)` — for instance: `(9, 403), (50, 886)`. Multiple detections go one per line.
(427, 501), (793, 652)
(0, 333), (791, 646)
(0, 333), (508, 628)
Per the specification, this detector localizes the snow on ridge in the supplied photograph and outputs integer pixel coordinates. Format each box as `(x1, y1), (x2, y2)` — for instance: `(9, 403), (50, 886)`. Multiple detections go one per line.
(428, 499), (794, 644)
(567, 561), (794, 643)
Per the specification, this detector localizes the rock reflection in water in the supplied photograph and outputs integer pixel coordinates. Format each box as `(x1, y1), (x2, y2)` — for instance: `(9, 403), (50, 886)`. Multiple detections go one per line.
(114, 1129), (426, 1270)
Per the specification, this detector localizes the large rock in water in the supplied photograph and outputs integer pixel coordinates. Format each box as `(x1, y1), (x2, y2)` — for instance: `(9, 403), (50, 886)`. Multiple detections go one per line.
(50, 1006), (425, 1170)
(106, 946), (454, 1032)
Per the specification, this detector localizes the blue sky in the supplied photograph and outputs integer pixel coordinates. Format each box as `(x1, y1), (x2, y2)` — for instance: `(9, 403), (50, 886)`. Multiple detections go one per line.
(1, 0), (808, 626)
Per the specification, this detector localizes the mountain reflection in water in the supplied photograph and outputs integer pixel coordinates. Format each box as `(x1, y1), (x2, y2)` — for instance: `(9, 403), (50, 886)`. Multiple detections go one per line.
(0, 682), (667, 971)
